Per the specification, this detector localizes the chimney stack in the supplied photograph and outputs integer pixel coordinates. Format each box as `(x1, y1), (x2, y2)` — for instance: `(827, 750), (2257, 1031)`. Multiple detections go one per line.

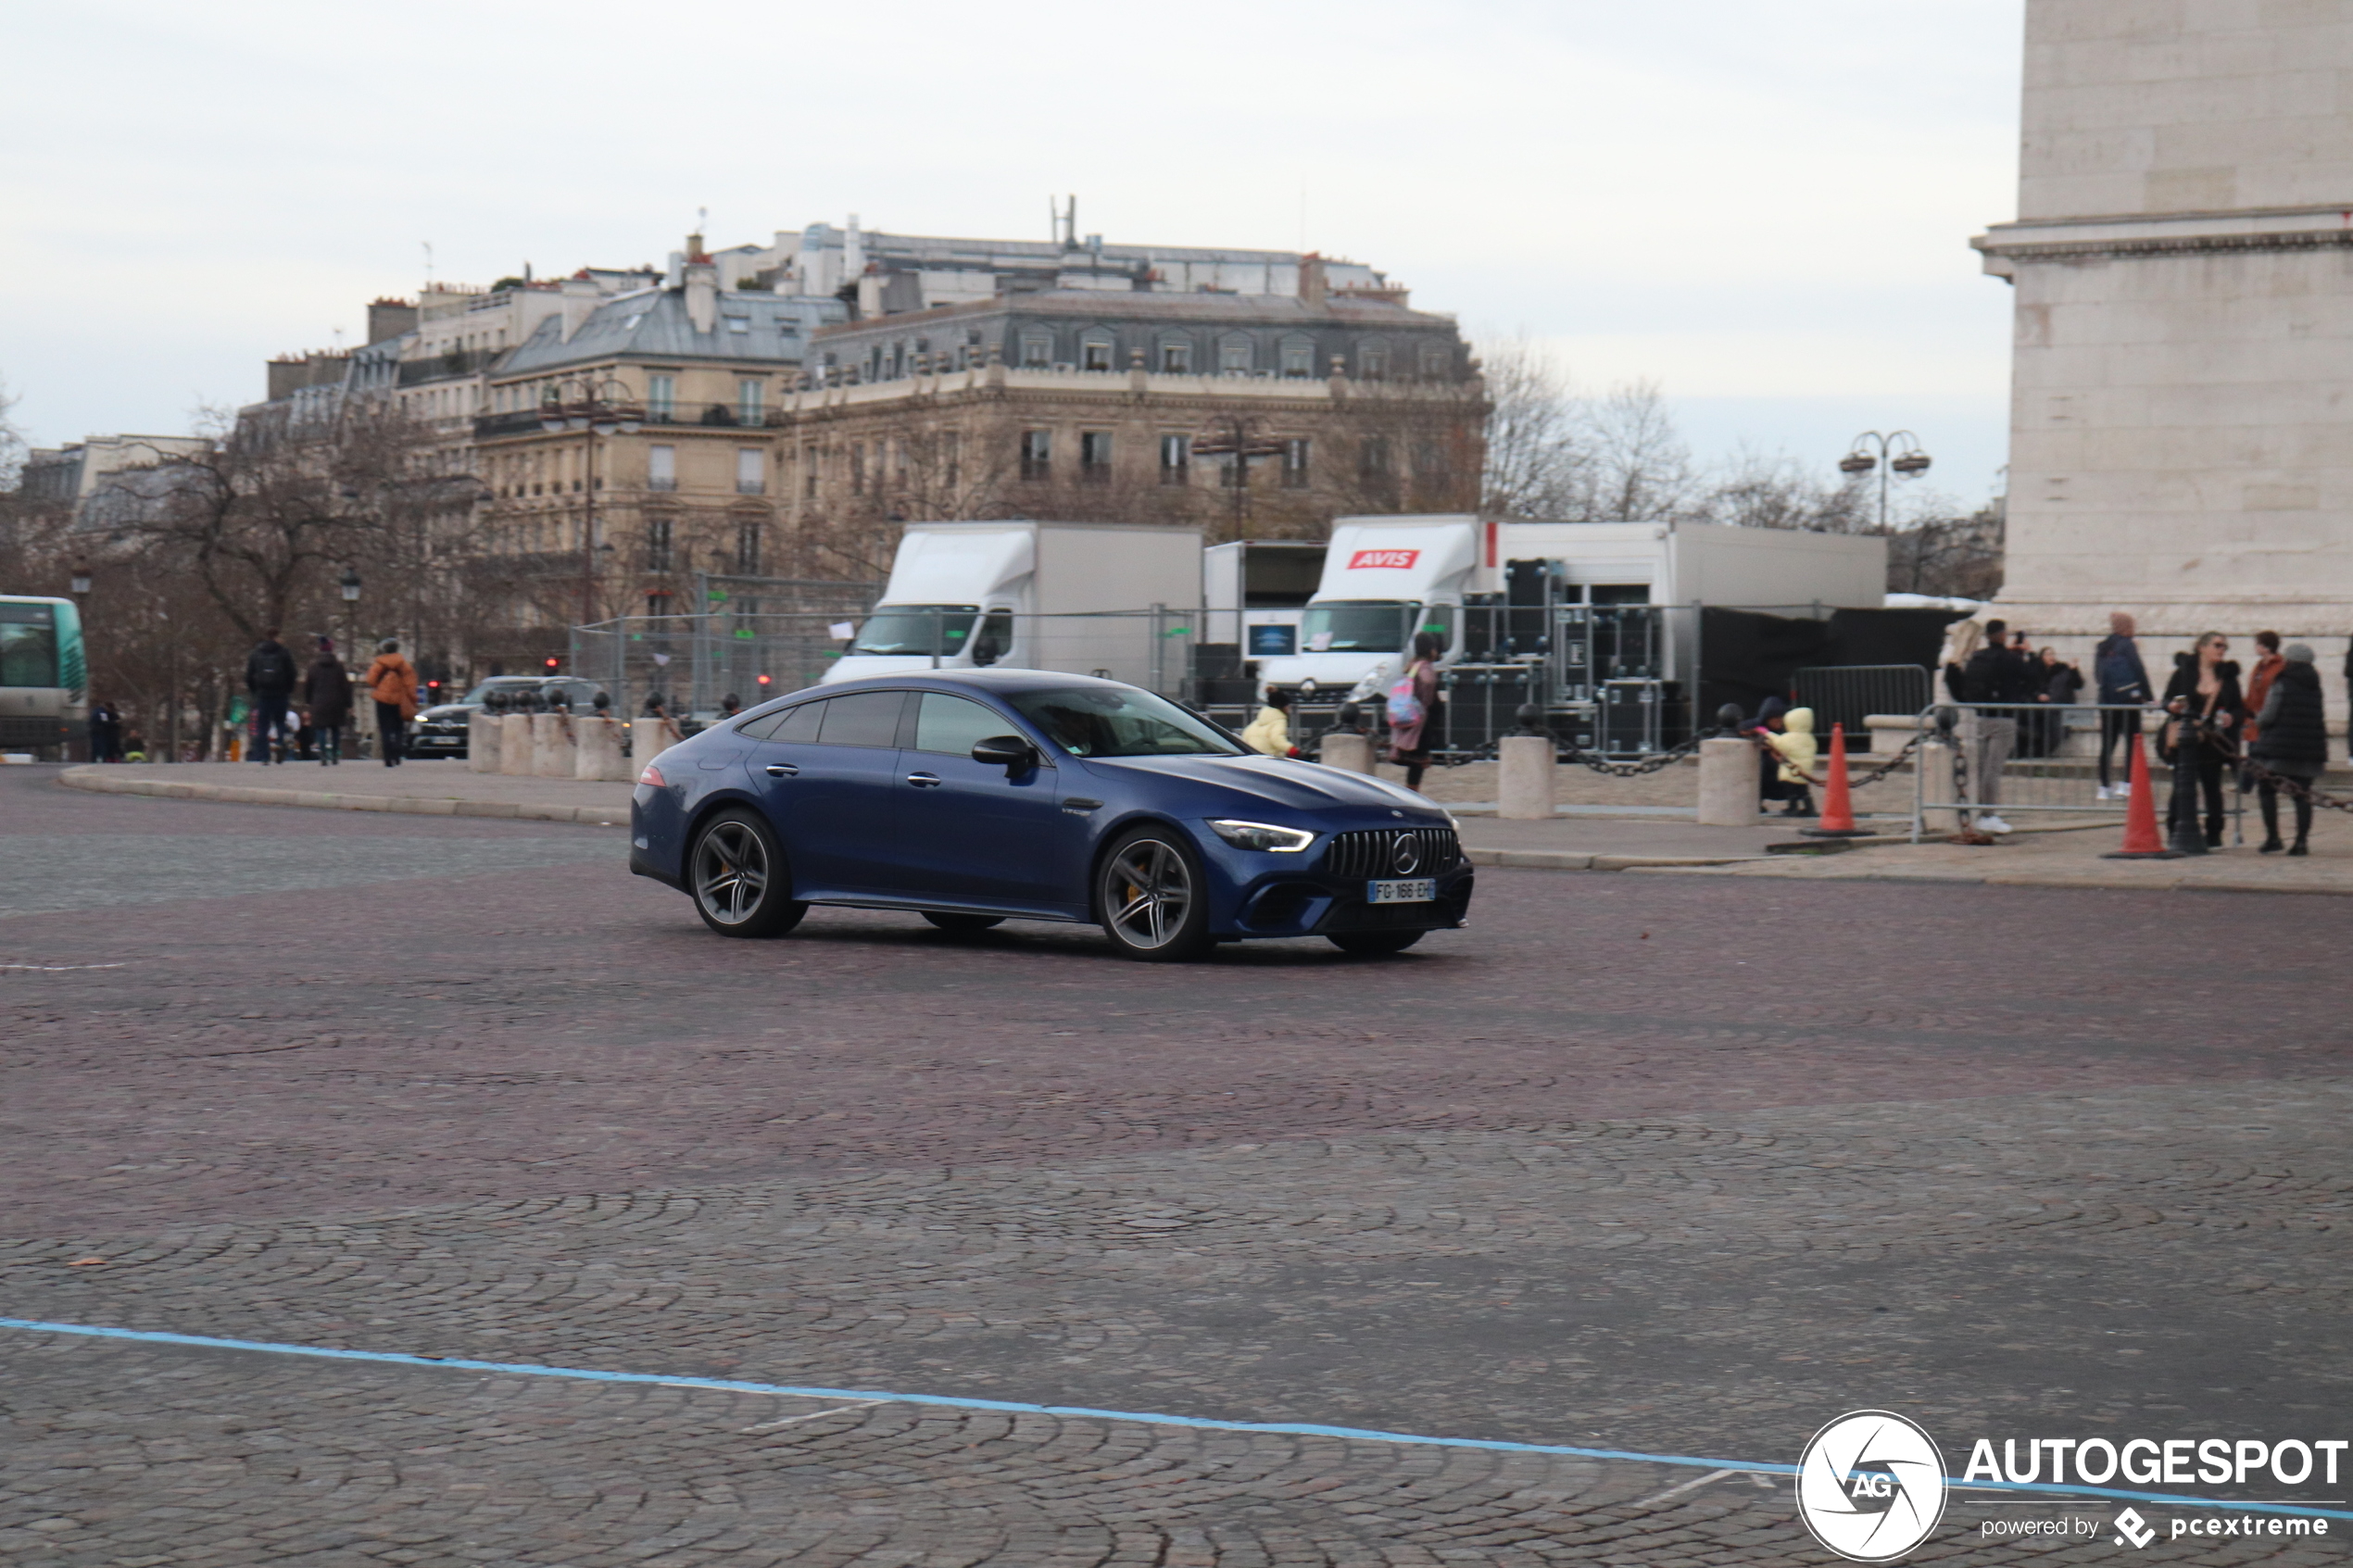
(1301, 252), (1327, 310)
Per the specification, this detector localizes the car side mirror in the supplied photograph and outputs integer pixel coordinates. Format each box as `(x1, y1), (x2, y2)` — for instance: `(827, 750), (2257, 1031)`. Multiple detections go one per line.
(972, 734), (1037, 773)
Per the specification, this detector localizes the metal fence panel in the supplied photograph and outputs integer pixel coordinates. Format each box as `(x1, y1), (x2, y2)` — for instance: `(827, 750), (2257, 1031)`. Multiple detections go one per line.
(1906, 701), (2238, 842)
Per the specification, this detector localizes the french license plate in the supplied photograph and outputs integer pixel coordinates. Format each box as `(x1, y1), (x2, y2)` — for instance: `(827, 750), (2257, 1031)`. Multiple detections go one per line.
(1367, 878), (1436, 904)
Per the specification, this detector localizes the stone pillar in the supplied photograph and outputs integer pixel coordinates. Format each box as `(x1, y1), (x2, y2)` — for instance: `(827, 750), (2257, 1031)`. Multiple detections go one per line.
(531, 712), (576, 778)
(1319, 733), (1375, 774)
(1916, 739), (1962, 834)
(1496, 734), (1556, 820)
(574, 716), (627, 782)
(1696, 737), (1759, 826)
(467, 710), (502, 774)
(497, 715), (532, 776)
(631, 718), (677, 775)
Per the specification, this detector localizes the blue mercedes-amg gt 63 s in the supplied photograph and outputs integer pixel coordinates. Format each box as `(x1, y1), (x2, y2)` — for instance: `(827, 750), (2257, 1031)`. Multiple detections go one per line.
(629, 670), (1473, 960)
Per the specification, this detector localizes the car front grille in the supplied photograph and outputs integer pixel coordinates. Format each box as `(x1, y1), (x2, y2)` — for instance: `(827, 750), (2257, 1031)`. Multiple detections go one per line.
(1321, 826), (1462, 880)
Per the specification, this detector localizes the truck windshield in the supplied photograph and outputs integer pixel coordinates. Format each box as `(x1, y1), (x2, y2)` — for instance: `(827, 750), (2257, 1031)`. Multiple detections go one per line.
(1009, 687), (1244, 759)
(1299, 600), (1414, 654)
(849, 605), (981, 657)
(0, 602), (58, 687)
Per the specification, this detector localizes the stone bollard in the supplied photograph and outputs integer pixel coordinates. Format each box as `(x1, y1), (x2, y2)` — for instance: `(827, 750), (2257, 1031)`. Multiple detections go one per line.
(1696, 736), (1760, 826)
(574, 716), (628, 782)
(1918, 738), (1961, 834)
(531, 712), (577, 778)
(467, 710), (502, 774)
(630, 718), (677, 776)
(1319, 733), (1376, 774)
(1496, 734), (1556, 820)
(497, 714), (533, 776)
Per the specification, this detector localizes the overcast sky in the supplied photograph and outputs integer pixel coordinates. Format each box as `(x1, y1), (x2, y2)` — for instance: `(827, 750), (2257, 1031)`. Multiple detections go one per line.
(1, 0), (2025, 507)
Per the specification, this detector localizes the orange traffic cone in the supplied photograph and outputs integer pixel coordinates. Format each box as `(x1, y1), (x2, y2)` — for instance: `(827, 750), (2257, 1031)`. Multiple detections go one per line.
(2102, 734), (2180, 859)
(1801, 721), (1872, 837)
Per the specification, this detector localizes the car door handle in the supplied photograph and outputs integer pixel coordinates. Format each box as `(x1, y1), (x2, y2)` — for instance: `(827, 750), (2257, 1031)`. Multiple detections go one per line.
(764, 763), (798, 778)
(906, 771), (943, 787)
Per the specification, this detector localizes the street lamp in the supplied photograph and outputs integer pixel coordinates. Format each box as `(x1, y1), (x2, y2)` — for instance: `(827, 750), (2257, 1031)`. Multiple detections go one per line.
(1839, 431), (1932, 533)
(339, 567), (361, 662)
(1189, 414), (1288, 543)
(69, 561), (92, 598)
(539, 375), (645, 632)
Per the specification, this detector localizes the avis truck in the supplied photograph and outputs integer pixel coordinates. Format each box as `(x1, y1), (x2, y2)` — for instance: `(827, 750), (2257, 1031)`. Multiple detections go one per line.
(821, 521), (1204, 691)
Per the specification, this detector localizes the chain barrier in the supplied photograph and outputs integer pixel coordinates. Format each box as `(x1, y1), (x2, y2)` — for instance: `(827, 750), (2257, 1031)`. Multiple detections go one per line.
(2196, 721), (2353, 815)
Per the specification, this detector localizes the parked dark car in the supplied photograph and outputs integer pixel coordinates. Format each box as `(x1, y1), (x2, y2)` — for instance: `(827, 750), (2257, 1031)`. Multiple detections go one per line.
(629, 669), (1473, 961)
(409, 676), (611, 759)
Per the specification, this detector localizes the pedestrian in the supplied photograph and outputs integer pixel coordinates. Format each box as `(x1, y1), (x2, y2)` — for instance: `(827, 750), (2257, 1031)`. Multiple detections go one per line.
(2037, 646), (2082, 759)
(2248, 643), (2326, 856)
(719, 693), (743, 719)
(1940, 620), (1982, 703)
(245, 627), (298, 765)
(1957, 617), (2034, 834)
(304, 637), (351, 766)
(87, 699), (122, 763)
(1240, 688), (1299, 758)
(1764, 706), (1820, 818)
(364, 637), (420, 767)
(2159, 631), (2246, 849)
(2241, 630), (2285, 748)
(1384, 632), (1444, 792)
(2093, 610), (2152, 799)
(1744, 694), (1791, 809)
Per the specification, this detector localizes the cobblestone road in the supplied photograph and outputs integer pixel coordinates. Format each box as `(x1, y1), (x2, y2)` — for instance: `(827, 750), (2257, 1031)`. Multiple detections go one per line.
(2, 767), (2347, 1565)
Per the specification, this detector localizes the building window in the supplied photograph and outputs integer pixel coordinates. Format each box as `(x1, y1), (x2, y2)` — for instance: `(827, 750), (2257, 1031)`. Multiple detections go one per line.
(803, 445), (819, 499)
(1281, 343), (1314, 378)
(1081, 338), (1114, 371)
(648, 375), (675, 420)
(1020, 429), (1051, 480)
(1021, 334), (1052, 369)
(1358, 343), (1389, 380)
(648, 445), (677, 492)
(646, 517), (673, 573)
(1359, 435), (1391, 477)
(738, 378), (763, 425)
(849, 444), (866, 495)
(647, 590), (673, 619)
(1219, 337), (1252, 374)
(737, 447), (765, 495)
(1419, 344), (1449, 379)
(1413, 442), (1448, 486)
(736, 518), (762, 574)
(1079, 431), (1112, 483)
(942, 431), (961, 489)
(1159, 340), (1192, 374)
(1159, 433), (1189, 485)
(1282, 438), (1311, 489)
(725, 316), (751, 334)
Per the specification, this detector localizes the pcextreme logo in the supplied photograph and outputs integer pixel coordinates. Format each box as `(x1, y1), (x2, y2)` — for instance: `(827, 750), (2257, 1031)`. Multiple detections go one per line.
(1346, 548), (1420, 570)
(1795, 1411), (1948, 1562)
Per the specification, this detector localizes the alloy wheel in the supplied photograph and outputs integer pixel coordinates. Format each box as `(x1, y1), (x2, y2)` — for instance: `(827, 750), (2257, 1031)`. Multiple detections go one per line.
(694, 820), (769, 926)
(1104, 837), (1192, 950)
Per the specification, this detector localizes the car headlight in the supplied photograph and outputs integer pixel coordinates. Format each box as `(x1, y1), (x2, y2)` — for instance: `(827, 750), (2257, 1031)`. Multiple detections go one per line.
(1207, 819), (1316, 853)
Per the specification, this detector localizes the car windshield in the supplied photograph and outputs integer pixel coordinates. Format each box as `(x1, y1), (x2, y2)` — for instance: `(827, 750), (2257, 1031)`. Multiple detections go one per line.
(1008, 687), (1243, 759)
(849, 606), (981, 657)
(1299, 600), (1413, 653)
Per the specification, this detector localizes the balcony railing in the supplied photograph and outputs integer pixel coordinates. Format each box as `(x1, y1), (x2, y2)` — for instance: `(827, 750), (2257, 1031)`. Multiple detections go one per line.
(474, 402), (796, 441)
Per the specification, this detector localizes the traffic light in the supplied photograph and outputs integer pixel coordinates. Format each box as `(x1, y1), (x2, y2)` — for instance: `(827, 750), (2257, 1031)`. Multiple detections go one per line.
(756, 673), (772, 688)
(545, 657), (560, 671)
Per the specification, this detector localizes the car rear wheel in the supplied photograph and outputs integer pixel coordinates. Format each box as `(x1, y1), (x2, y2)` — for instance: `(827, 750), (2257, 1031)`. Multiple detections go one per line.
(1096, 828), (1212, 962)
(1326, 930), (1425, 956)
(690, 809), (806, 938)
(922, 911), (1004, 933)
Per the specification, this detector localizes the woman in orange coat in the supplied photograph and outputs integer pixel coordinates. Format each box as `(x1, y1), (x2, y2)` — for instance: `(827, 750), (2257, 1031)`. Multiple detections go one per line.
(364, 638), (420, 767)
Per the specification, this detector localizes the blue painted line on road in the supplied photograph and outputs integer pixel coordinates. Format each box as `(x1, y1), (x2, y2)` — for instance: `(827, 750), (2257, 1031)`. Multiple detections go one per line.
(5, 1316), (2348, 1522)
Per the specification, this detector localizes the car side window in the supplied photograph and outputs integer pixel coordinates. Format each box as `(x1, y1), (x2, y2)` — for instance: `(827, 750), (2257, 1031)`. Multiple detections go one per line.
(741, 702), (822, 742)
(914, 692), (1013, 756)
(815, 691), (907, 748)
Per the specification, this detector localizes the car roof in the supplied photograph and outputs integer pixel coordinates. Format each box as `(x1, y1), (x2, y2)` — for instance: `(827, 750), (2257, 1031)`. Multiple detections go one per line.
(810, 668), (1133, 698)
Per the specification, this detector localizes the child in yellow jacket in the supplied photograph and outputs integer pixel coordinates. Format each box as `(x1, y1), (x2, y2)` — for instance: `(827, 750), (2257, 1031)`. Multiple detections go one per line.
(1764, 706), (1820, 818)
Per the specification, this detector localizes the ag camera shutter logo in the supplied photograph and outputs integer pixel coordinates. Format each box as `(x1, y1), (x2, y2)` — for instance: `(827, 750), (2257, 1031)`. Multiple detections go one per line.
(1796, 1411), (1948, 1562)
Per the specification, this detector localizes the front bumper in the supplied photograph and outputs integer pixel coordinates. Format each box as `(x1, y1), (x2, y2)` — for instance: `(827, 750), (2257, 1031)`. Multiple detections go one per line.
(1204, 823), (1474, 939)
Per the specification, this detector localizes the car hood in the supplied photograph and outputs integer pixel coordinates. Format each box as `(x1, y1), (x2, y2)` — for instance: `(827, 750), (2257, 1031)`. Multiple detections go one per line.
(1078, 753), (1442, 818)
(419, 704), (477, 722)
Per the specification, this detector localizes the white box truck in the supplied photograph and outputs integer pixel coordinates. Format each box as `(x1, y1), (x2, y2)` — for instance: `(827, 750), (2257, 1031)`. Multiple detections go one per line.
(1251, 514), (1887, 701)
(1202, 539), (1327, 661)
(822, 520), (1204, 692)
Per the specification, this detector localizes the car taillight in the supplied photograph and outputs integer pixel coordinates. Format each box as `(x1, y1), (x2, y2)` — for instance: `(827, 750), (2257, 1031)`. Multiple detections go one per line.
(637, 763), (666, 787)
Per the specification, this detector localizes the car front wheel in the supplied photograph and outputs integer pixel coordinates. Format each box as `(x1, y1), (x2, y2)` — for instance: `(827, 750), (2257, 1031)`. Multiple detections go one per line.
(1096, 828), (1212, 962)
(690, 809), (807, 938)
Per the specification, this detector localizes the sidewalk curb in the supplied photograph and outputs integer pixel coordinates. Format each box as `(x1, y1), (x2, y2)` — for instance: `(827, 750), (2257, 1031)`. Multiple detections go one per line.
(1623, 862), (2353, 897)
(1461, 847), (1760, 873)
(57, 767), (626, 828)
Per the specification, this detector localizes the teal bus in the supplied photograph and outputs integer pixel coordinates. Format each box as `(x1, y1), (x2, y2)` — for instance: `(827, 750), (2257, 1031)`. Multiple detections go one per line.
(0, 595), (87, 757)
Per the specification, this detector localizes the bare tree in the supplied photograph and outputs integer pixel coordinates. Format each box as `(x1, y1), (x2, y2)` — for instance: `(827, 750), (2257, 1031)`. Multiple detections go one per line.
(1703, 449), (1873, 533)
(0, 374), (25, 492)
(1578, 380), (1700, 524)
(1476, 336), (1589, 519)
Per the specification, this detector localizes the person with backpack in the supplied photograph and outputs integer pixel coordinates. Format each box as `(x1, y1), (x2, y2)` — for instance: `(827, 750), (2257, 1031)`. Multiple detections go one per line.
(1384, 631), (1444, 793)
(304, 637), (352, 766)
(364, 638), (420, 767)
(2093, 611), (2152, 799)
(2249, 643), (2326, 855)
(244, 628), (298, 764)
